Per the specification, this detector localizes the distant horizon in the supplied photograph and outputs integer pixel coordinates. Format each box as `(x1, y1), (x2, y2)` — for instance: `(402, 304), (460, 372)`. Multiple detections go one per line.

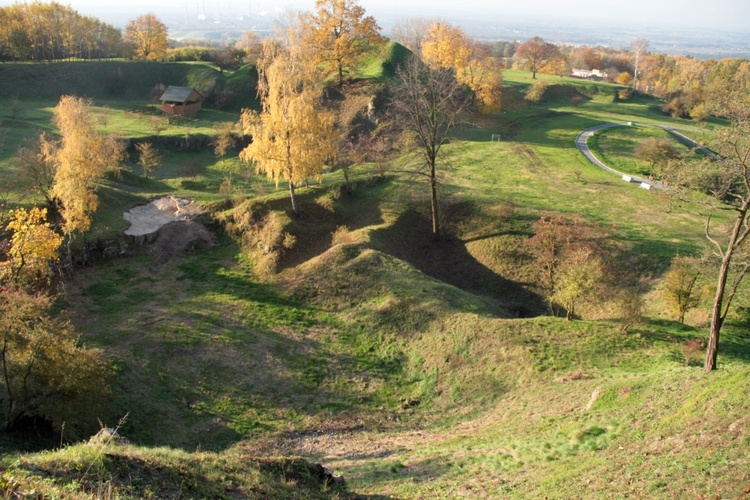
(1, 0), (748, 57)
(0, 0), (747, 32)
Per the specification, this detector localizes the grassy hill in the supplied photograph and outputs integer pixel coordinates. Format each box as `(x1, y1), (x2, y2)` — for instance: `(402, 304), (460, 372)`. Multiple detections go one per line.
(0, 60), (258, 109)
(1, 58), (749, 498)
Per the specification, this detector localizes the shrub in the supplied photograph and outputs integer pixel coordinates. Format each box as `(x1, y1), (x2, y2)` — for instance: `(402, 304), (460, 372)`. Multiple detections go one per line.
(0, 289), (109, 439)
(331, 226), (352, 246)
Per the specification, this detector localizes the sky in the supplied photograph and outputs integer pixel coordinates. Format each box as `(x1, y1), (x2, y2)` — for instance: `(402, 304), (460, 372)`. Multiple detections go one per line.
(1, 0), (748, 33)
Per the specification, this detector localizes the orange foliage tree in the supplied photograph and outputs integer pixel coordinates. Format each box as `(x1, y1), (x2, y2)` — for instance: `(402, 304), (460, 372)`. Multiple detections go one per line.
(301, 0), (382, 86)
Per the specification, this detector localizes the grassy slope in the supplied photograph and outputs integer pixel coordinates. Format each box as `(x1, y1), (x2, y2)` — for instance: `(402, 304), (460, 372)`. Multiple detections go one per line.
(2, 60), (749, 498)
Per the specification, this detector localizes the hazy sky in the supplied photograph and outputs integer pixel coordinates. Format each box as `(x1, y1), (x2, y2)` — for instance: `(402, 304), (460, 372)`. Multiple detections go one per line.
(1, 0), (748, 32)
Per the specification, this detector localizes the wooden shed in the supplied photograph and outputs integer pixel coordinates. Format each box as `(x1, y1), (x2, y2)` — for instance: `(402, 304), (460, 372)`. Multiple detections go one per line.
(159, 86), (203, 116)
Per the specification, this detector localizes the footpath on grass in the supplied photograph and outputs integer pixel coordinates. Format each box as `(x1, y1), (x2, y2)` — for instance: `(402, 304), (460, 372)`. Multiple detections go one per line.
(575, 122), (712, 191)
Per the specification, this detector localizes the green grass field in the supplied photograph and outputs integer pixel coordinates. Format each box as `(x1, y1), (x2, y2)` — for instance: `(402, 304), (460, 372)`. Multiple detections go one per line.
(1, 58), (749, 498)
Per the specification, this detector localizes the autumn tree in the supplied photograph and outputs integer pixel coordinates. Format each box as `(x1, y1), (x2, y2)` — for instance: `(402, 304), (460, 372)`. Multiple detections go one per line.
(125, 13), (168, 61)
(391, 55), (467, 237)
(663, 256), (702, 323)
(0, 207), (62, 286)
(515, 36), (560, 79)
(552, 249), (605, 321)
(663, 89), (750, 371)
(135, 142), (161, 179)
(0, 2), (123, 62)
(524, 79), (548, 107)
(301, 0), (382, 86)
(526, 213), (606, 319)
(569, 47), (601, 70)
(47, 96), (124, 260)
(420, 21), (503, 114)
(616, 72), (634, 86)
(635, 137), (680, 177)
(0, 288), (109, 438)
(236, 31), (262, 63)
(239, 41), (336, 215)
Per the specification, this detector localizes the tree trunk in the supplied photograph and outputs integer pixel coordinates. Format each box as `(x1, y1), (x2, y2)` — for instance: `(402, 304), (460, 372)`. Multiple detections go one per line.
(288, 181), (299, 217)
(430, 162), (439, 237)
(343, 168), (352, 194)
(705, 252), (731, 371)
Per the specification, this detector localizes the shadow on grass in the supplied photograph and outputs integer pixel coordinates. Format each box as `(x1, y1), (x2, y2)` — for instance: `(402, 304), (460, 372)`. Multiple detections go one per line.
(635, 318), (750, 365)
(371, 205), (546, 318)
(73, 235), (405, 452)
(276, 178), (388, 271)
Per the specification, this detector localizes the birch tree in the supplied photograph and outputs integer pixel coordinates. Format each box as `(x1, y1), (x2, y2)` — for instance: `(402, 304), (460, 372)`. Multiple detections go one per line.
(239, 41), (336, 216)
(47, 96), (124, 260)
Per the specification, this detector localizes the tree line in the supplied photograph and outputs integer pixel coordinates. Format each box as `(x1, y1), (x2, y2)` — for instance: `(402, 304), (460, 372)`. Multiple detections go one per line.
(0, 2), (122, 61)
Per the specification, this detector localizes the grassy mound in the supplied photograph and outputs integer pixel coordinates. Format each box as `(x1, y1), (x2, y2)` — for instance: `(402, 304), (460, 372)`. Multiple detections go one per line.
(1, 441), (344, 498)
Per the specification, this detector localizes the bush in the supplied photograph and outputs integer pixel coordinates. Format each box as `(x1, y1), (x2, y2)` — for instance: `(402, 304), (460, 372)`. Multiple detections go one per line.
(0, 289), (109, 439)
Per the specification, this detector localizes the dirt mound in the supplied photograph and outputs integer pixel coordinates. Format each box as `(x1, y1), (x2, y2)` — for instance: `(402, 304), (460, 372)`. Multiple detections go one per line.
(124, 197), (204, 244)
(150, 220), (216, 267)
(122, 197), (216, 267)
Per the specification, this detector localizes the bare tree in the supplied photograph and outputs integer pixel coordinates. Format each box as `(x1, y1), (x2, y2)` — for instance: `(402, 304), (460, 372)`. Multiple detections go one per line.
(390, 55), (467, 237)
(390, 17), (429, 53)
(664, 89), (750, 371)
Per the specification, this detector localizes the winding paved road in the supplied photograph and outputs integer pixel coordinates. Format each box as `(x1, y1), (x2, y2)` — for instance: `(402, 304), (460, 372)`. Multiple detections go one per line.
(575, 122), (713, 191)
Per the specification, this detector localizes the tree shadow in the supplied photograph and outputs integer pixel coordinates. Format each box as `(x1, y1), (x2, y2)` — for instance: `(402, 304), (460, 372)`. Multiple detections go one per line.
(275, 178), (387, 271)
(63, 235), (407, 453)
(370, 206), (546, 318)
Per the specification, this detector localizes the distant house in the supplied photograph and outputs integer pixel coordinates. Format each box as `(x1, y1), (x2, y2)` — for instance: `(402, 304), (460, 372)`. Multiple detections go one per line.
(571, 68), (607, 80)
(159, 86), (203, 116)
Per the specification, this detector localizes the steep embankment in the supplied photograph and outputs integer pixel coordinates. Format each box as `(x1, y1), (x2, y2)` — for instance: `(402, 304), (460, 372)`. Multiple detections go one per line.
(0, 61), (258, 111)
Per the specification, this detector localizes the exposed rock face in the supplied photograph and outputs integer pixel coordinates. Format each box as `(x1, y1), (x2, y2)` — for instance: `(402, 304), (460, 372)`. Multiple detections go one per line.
(123, 197), (204, 245)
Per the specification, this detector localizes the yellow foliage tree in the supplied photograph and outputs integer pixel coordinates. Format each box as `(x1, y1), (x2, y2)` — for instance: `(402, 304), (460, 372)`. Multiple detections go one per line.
(0, 288), (109, 437)
(1, 207), (62, 285)
(135, 142), (161, 178)
(124, 13), (167, 61)
(239, 42), (337, 216)
(421, 21), (471, 70)
(421, 21), (502, 114)
(48, 96), (124, 251)
(302, 0), (382, 86)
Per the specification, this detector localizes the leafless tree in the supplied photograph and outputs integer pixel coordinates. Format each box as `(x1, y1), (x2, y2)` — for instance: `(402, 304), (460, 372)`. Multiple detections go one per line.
(390, 55), (467, 237)
(391, 17), (430, 54)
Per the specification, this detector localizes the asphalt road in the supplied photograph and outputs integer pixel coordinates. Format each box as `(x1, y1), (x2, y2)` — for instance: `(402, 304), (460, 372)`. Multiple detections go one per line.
(574, 122), (663, 190)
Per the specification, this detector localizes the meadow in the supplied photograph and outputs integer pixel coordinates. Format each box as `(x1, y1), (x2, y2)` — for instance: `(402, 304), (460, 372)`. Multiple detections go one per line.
(1, 57), (748, 498)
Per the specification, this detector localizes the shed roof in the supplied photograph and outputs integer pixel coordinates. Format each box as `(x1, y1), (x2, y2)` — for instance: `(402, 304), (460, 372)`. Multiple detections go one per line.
(159, 86), (202, 103)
